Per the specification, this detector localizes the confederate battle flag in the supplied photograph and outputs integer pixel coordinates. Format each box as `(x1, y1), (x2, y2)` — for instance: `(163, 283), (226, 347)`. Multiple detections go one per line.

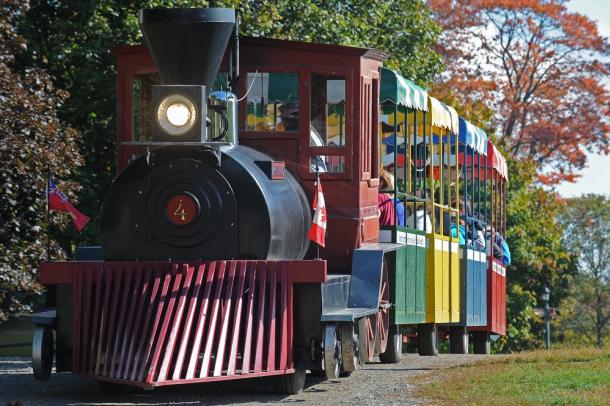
(47, 180), (90, 232)
(308, 177), (327, 247)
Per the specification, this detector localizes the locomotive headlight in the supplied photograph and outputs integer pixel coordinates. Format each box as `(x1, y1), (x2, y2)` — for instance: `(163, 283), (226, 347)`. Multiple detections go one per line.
(166, 103), (191, 126)
(156, 94), (197, 136)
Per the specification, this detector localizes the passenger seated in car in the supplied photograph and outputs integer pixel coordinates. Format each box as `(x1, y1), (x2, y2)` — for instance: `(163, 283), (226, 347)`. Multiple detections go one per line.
(486, 227), (504, 258)
(405, 190), (432, 232)
(379, 170), (400, 226)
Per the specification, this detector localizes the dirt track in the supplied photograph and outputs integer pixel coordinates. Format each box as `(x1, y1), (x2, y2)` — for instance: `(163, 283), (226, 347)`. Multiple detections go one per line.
(0, 354), (487, 405)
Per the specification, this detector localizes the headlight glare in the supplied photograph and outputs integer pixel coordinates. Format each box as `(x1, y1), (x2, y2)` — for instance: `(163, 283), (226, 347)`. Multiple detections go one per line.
(166, 103), (191, 126)
(156, 94), (197, 136)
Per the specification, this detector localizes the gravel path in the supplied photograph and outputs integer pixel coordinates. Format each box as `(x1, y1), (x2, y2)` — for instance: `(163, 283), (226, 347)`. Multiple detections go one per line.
(0, 354), (486, 405)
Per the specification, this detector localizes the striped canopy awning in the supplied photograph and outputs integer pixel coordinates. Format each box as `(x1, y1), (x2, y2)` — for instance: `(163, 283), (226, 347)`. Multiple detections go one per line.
(458, 117), (488, 156)
(487, 140), (508, 180)
(428, 96), (459, 134)
(380, 67), (428, 112)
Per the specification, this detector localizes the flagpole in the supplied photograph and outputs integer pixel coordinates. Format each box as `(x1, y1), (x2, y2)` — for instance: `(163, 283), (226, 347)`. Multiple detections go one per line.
(46, 172), (51, 262)
(315, 162), (320, 260)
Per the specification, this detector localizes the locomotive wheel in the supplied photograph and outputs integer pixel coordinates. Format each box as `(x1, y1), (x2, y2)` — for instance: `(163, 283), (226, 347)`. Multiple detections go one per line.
(379, 325), (402, 364)
(358, 316), (377, 363)
(32, 325), (53, 380)
(418, 323), (439, 356)
(375, 262), (391, 355)
(274, 369), (307, 394)
(473, 331), (491, 354)
(449, 326), (469, 354)
(340, 323), (360, 376)
(323, 323), (341, 379)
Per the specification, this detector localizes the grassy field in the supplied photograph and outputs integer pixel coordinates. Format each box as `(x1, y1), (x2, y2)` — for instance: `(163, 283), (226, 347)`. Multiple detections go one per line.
(415, 347), (610, 405)
(0, 317), (34, 356)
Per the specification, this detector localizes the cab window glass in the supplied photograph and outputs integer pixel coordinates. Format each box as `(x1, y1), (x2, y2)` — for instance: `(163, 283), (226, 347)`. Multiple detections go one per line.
(132, 73), (160, 141)
(310, 74), (346, 147)
(246, 72), (299, 132)
(309, 155), (345, 173)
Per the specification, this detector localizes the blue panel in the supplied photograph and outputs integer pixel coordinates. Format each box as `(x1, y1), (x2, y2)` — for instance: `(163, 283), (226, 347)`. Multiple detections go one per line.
(467, 258), (475, 325)
(465, 247), (488, 327)
(481, 258), (488, 325)
(347, 249), (384, 310)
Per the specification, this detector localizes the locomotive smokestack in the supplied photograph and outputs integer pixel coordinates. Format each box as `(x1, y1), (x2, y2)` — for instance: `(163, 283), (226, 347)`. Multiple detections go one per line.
(139, 8), (235, 90)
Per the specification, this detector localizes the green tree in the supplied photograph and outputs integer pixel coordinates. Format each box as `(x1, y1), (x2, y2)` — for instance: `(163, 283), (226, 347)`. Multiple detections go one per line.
(0, 0), (82, 321)
(16, 0), (443, 254)
(496, 159), (577, 352)
(558, 194), (610, 347)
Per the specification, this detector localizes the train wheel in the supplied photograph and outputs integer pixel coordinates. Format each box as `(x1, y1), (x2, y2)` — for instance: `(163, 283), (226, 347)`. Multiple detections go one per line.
(358, 316), (377, 363)
(449, 326), (469, 354)
(375, 262), (390, 355)
(275, 369), (307, 394)
(473, 331), (491, 354)
(340, 323), (359, 376)
(418, 323), (439, 356)
(323, 323), (341, 379)
(32, 325), (53, 380)
(379, 325), (402, 363)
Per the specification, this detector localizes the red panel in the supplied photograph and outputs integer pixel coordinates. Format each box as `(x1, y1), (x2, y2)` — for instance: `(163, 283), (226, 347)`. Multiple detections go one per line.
(186, 262), (216, 379)
(138, 269), (171, 381)
(472, 258), (507, 336)
(253, 262), (267, 373)
(70, 260), (307, 387)
(123, 267), (154, 379)
(108, 266), (133, 377)
(131, 265), (162, 380)
(114, 267), (143, 378)
(279, 263), (289, 369)
(213, 261), (237, 377)
(199, 261), (227, 378)
(227, 262), (247, 375)
(40, 261), (75, 284)
(172, 264), (206, 380)
(290, 260), (327, 283)
(266, 263), (277, 371)
(240, 262), (257, 374)
(145, 266), (182, 382)
(158, 265), (194, 381)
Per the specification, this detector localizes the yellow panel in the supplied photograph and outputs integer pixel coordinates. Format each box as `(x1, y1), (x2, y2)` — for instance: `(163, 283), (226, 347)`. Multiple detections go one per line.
(426, 234), (453, 323)
(449, 238), (461, 322)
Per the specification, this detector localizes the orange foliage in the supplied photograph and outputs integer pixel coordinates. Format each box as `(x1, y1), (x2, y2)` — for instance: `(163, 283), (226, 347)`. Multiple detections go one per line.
(427, 0), (610, 184)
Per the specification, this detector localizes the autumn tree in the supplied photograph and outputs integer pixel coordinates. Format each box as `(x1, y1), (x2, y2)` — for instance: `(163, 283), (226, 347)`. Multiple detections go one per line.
(0, 0), (82, 321)
(16, 0), (443, 253)
(496, 159), (576, 352)
(558, 194), (610, 347)
(427, 0), (610, 183)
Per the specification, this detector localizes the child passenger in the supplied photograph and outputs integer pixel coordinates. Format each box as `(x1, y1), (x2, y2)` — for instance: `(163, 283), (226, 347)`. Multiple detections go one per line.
(379, 170), (404, 226)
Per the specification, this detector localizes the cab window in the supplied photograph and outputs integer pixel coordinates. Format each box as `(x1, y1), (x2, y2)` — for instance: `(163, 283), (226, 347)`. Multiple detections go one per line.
(310, 74), (346, 147)
(245, 72), (299, 132)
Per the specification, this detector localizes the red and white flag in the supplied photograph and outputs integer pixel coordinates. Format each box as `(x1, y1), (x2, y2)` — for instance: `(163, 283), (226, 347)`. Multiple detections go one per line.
(308, 178), (327, 247)
(47, 180), (90, 232)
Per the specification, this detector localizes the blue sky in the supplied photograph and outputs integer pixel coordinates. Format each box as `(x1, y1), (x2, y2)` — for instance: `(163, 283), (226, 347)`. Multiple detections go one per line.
(555, 0), (610, 196)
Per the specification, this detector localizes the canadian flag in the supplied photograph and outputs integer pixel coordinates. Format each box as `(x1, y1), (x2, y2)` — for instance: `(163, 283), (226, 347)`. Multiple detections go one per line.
(308, 178), (327, 247)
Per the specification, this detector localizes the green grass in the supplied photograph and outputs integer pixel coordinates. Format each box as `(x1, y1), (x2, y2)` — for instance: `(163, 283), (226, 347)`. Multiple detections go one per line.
(0, 317), (34, 356)
(415, 348), (610, 405)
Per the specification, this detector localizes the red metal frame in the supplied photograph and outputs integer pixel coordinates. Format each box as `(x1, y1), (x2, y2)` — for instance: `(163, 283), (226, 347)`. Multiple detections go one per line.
(471, 141), (508, 336)
(42, 260), (325, 388)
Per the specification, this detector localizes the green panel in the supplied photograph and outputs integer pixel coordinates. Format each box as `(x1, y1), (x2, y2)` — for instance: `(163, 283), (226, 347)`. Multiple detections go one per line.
(390, 227), (427, 325)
